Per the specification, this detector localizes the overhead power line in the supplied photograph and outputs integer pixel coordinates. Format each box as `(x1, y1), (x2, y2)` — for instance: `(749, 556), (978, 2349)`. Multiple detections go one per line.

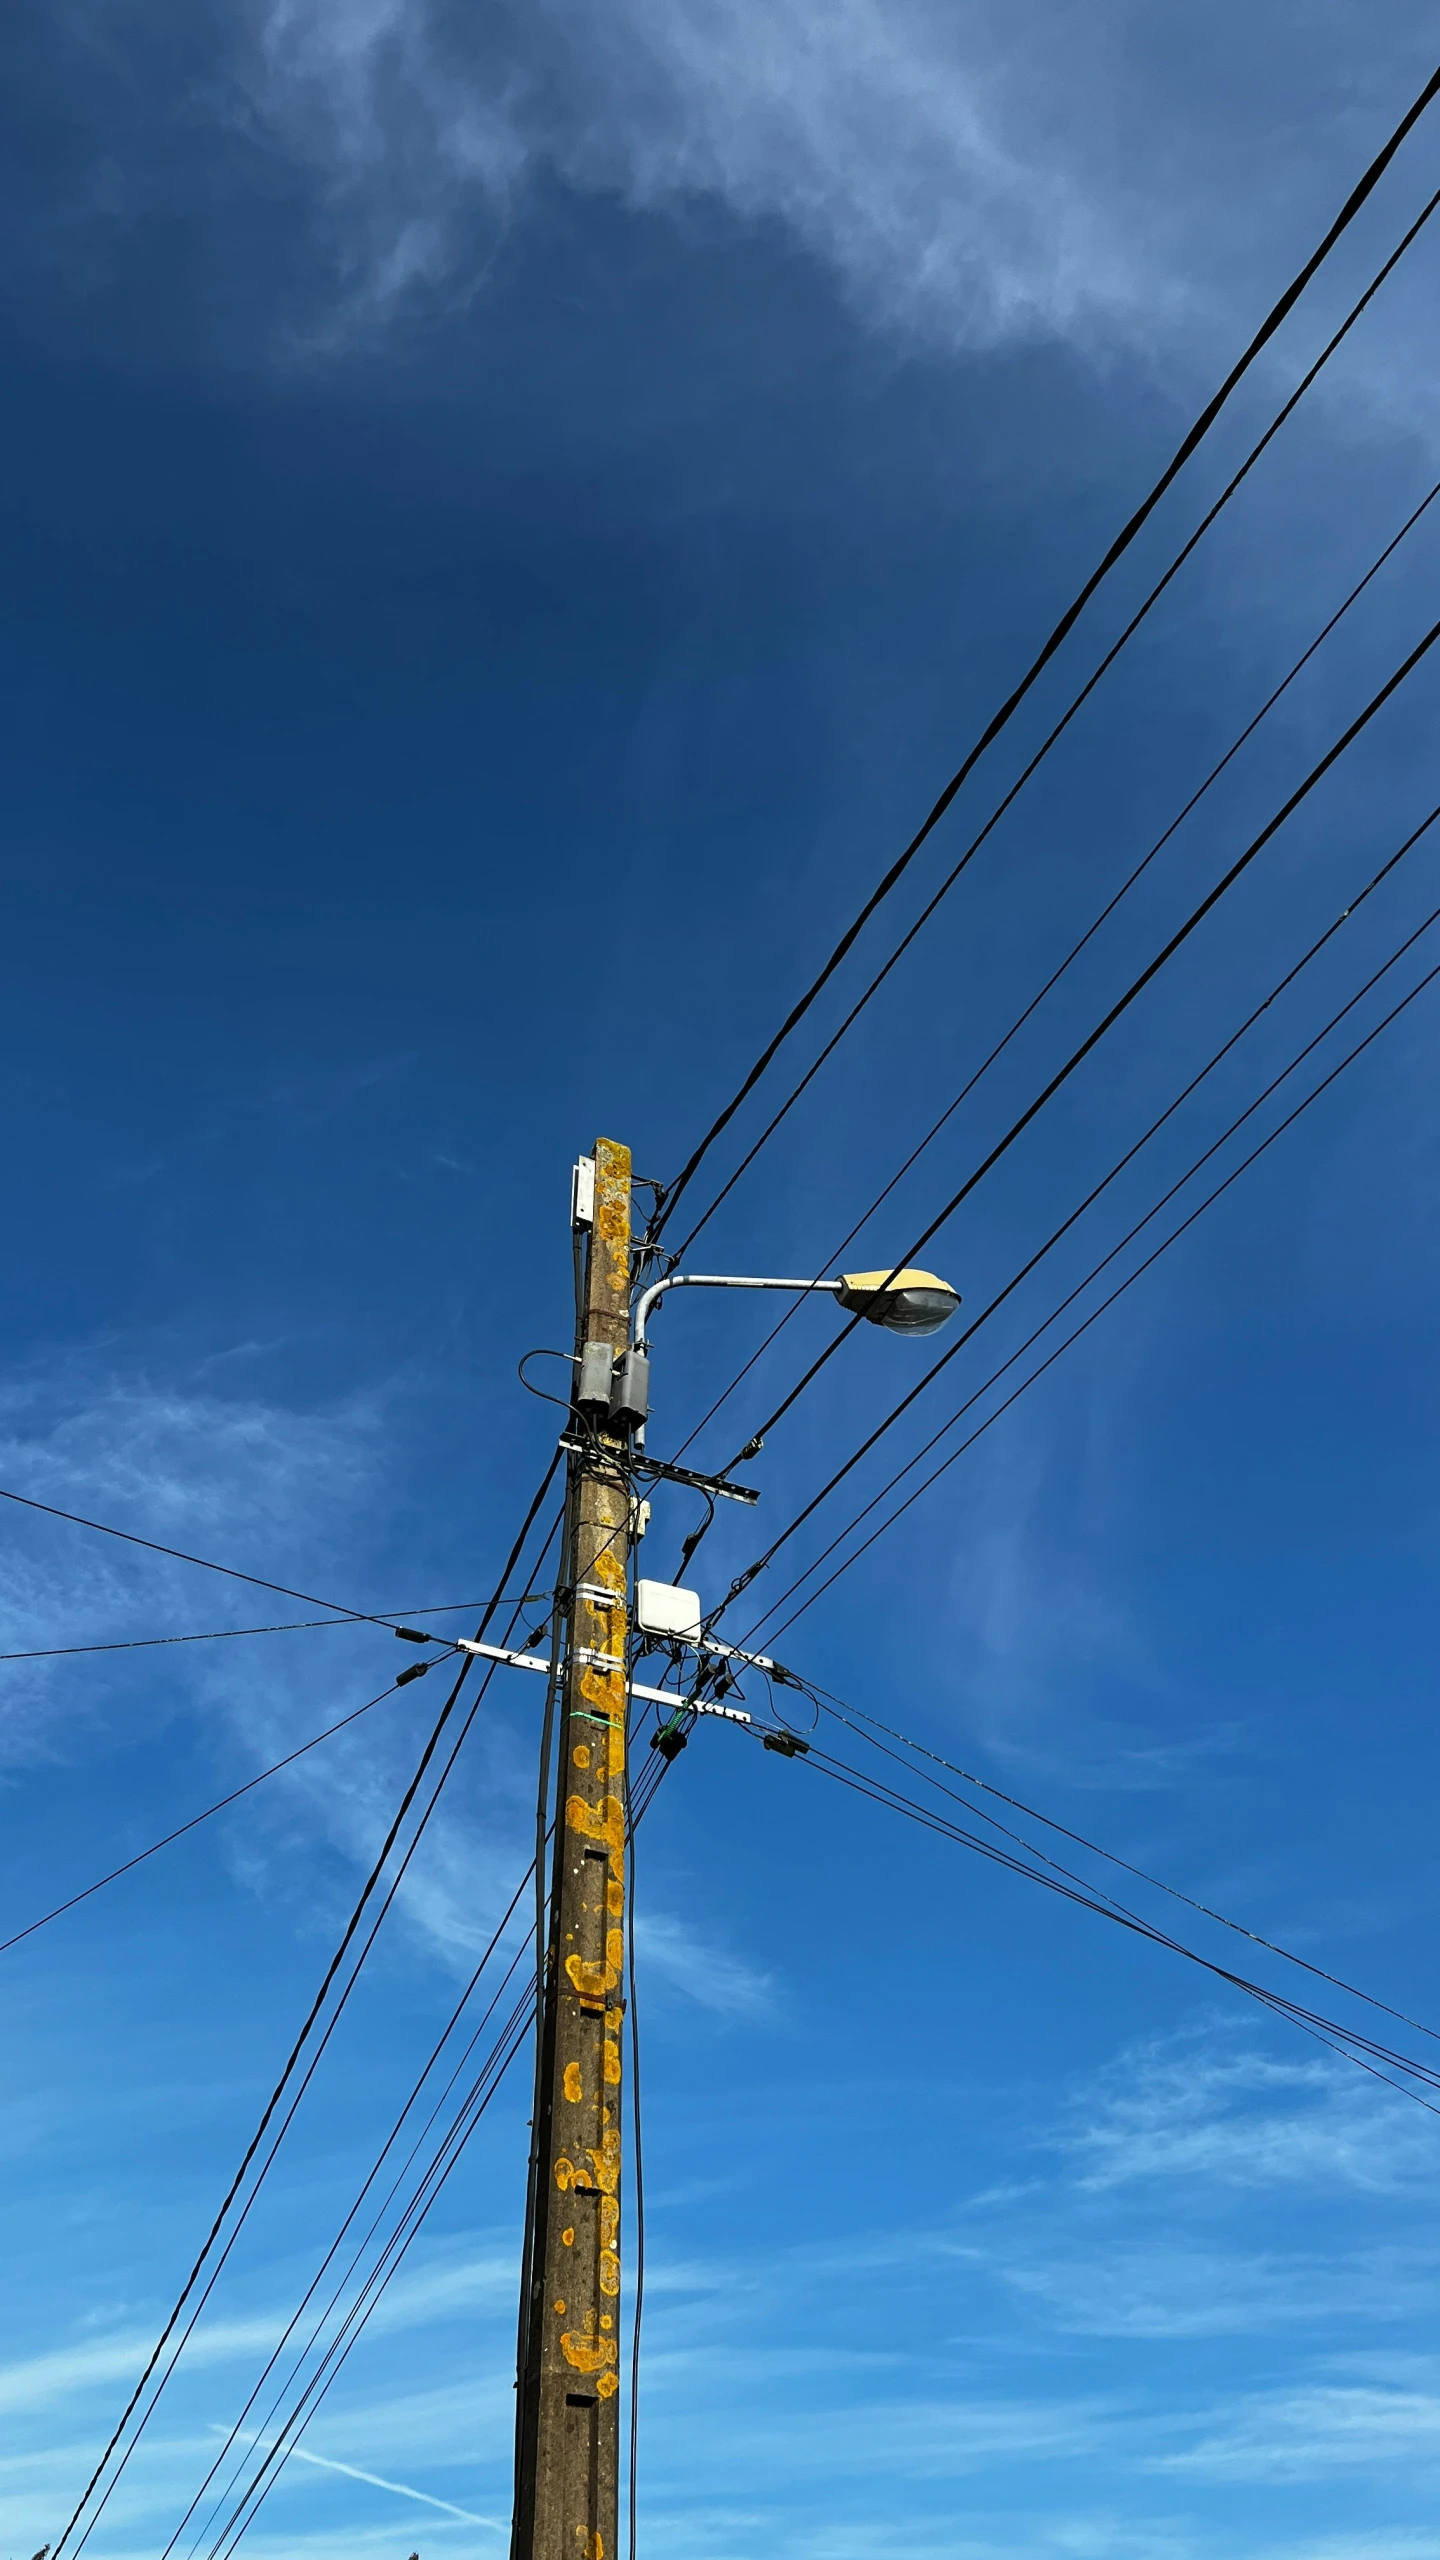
(52, 1452), (563, 2560)
(0, 1597), (538, 1666)
(0, 1673), (426, 1960)
(669, 186), (1440, 1263)
(713, 610), (1440, 1519)
(752, 928), (1440, 1647)
(649, 60), (1440, 1243)
(744, 1722), (1440, 2115)
(733, 798), (1440, 1616)
(668, 471), (1440, 1486)
(204, 1971), (539, 2560)
(0, 1485), (394, 1628)
(165, 1865), (539, 2559)
(803, 1683), (1440, 2048)
(182, 1735), (681, 2559)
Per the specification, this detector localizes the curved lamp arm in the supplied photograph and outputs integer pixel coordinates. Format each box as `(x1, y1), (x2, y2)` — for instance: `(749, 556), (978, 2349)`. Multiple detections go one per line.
(632, 1272), (841, 1352)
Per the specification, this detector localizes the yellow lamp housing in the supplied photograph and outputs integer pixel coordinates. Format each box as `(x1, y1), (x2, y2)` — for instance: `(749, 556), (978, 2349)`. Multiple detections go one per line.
(837, 1267), (961, 1336)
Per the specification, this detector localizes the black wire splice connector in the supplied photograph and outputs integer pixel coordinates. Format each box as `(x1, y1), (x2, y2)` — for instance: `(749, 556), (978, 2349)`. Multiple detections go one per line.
(395, 1661), (431, 1687)
(762, 1730), (809, 1757)
(394, 1627), (433, 1644)
(650, 1724), (688, 1762)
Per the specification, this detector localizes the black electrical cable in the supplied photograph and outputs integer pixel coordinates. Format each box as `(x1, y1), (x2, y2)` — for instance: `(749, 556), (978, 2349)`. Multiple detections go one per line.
(757, 942), (1440, 1648)
(511, 1534), (572, 2526)
(0, 1674), (428, 1960)
(217, 1746), (681, 2560)
(749, 1728), (1440, 2116)
(670, 191), (1440, 1265)
(648, 62), (1440, 1246)
(801, 1684), (1440, 2049)
(52, 1451), (564, 2560)
(0, 1487), (405, 1626)
(665, 474), (1440, 1492)
(710, 616), (1440, 1589)
(205, 1975), (541, 2560)
(65, 1621), (538, 2560)
(192, 1948), (537, 2560)
(220, 1751), (688, 2560)
(202, 1740), (682, 2559)
(166, 1865), (538, 2559)
(728, 800), (1440, 1630)
(71, 1564), (557, 2560)
(95, 1488), (570, 2557)
(173, 1521), (662, 2556)
(209, 1736), (681, 2560)
(0, 1596), (549, 1665)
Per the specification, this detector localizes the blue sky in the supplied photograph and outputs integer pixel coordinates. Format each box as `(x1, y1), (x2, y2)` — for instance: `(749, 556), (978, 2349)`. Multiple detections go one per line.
(4, 4), (1440, 2557)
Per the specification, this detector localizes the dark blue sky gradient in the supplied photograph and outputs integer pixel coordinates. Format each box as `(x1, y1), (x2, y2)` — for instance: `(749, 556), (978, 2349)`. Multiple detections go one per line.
(4, 13), (1440, 2558)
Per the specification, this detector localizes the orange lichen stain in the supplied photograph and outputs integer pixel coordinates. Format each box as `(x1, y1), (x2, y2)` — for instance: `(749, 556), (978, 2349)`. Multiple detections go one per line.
(600, 2250), (620, 2297)
(563, 2061), (583, 2104)
(602, 2037), (621, 2086)
(565, 1927), (623, 1999)
(600, 2314), (614, 2331)
(599, 2195), (618, 2252)
(565, 1792), (624, 1871)
(554, 2299), (566, 2314)
(606, 1878), (623, 1918)
(572, 1743), (591, 1770)
(579, 1664), (626, 1728)
(554, 2155), (577, 2191)
(560, 2308), (617, 2378)
(587, 2126), (620, 2195)
(588, 1539), (626, 1595)
(566, 1950), (618, 1998)
(597, 2371), (618, 2400)
(562, 2227), (575, 2247)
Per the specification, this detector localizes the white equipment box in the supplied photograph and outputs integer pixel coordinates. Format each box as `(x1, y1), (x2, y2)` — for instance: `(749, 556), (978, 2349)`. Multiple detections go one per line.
(635, 1580), (704, 1642)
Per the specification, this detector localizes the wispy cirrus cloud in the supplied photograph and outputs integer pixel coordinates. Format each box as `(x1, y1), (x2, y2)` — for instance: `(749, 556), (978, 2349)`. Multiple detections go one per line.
(634, 1907), (777, 2015)
(1155, 2380), (1440, 2481)
(1055, 2021), (1440, 2195)
(24, 0), (1440, 428)
(0, 1354), (543, 1967)
(997, 2240), (1440, 2340)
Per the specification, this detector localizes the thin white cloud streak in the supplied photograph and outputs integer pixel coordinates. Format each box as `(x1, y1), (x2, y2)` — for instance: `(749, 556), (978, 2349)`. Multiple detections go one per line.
(256, 2434), (504, 2524)
(634, 1906), (776, 2014)
(1154, 2381), (1440, 2480)
(0, 2239), (516, 2421)
(994, 2240), (1439, 2339)
(0, 2308), (285, 2416)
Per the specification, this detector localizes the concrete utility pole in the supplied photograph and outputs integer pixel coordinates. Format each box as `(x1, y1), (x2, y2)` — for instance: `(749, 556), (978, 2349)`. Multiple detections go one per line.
(513, 1136), (633, 2560)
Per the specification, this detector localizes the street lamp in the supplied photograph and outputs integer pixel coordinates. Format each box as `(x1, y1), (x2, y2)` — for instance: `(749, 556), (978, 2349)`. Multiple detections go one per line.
(576, 1262), (961, 1438)
(632, 1264), (960, 1347)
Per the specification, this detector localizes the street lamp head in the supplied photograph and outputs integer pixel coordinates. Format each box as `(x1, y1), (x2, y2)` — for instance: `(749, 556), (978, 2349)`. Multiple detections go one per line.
(836, 1267), (961, 1336)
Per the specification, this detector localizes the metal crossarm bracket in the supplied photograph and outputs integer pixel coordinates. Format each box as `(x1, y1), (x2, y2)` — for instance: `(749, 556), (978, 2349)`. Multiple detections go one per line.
(455, 1636), (750, 1722)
